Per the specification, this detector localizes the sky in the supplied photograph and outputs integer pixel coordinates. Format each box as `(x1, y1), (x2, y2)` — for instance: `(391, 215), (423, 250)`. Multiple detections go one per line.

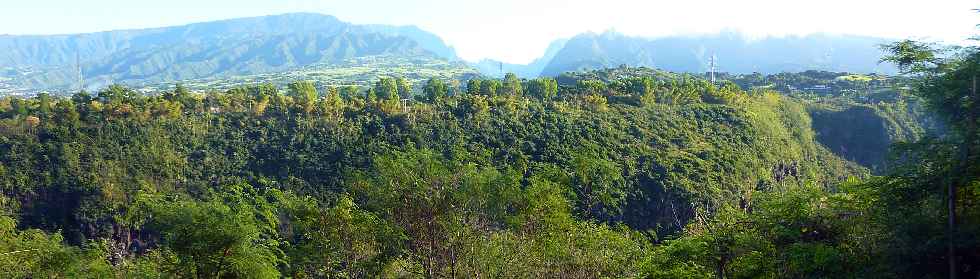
(1, 0), (977, 64)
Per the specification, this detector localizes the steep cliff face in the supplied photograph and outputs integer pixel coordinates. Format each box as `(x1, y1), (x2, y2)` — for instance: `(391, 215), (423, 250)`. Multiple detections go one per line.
(810, 105), (893, 172)
(808, 100), (934, 174)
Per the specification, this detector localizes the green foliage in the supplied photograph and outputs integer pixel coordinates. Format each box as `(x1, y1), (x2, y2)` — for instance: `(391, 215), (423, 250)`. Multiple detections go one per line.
(620, 76), (657, 105)
(0, 67), (879, 278)
(396, 77), (413, 99)
(526, 77), (559, 100)
(651, 184), (879, 278)
(702, 81), (743, 105)
(374, 77), (400, 101)
(465, 78), (482, 95)
(880, 40), (940, 74)
(874, 40), (980, 278)
(422, 78), (448, 102)
(575, 79), (607, 95)
(0, 215), (113, 278)
(501, 73), (523, 96)
(570, 150), (627, 218)
(480, 79), (500, 96)
(138, 184), (285, 278)
(286, 194), (399, 277)
(288, 81), (319, 113)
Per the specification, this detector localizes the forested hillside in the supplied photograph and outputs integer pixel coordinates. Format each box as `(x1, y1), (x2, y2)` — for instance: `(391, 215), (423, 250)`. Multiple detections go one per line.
(0, 40), (977, 277)
(0, 68), (868, 277)
(724, 70), (938, 173)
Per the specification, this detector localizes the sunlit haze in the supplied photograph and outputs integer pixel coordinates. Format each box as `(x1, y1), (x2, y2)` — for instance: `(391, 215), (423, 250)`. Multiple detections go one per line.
(2, 0), (977, 64)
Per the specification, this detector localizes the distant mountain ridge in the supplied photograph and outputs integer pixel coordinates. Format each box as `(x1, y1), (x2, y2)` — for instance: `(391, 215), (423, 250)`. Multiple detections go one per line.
(538, 31), (897, 77)
(0, 13), (902, 94)
(0, 13), (351, 67)
(471, 38), (568, 78)
(359, 24), (459, 60)
(0, 13), (463, 91)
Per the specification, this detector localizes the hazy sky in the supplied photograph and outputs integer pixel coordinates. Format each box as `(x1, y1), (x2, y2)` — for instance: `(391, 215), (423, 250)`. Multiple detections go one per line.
(2, 0), (977, 63)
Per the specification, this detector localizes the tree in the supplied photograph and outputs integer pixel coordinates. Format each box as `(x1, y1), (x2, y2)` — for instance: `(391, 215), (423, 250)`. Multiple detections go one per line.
(0, 97), (10, 117)
(582, 93), (608, 111)
(501, 73), (523, 96)
(374, 77), (400, 101)
(652, 185), (859, 279)
(54, 100), (80, 127)
(448, 79), (463, 97)
(480, 79), (500, 96)
(340, 86), (361, 99)
(164, 83), (191, 104)
(397, 77), (413, 100)
(141, 185), (284, 278)
(354, 149), (518, 278)
(37, 93), (52, 119)
(288, 81), (319, 114)
(576, 80), (607, 95)
(10, 98), (28, 118)
(570, 151), (626, 219)
(623, 77), (656, 105)
(466, 79), (483, 95)
(320, 86), (344, 115)
(423, 78), (449, 103)
(881, 40), (980, 278)
(703, 81), (743, 104)
(526, 78), (558, 100)
(98, 84), (135, 104)
(0, 214), (113, 278)
(287, 194), (399, 277)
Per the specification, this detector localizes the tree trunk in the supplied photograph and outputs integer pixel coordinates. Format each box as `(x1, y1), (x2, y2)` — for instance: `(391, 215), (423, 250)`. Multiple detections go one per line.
(948, 175), (957, 279)
(950, 75), (979, 279)
(717, 256), (727, 279)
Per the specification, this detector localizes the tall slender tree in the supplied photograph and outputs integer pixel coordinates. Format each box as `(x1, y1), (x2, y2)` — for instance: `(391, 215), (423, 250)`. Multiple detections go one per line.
(882, 39), (980, 279)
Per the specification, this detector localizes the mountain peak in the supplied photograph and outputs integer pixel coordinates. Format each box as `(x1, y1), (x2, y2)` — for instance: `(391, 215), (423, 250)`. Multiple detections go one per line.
(0, 13), (464, 92)
(539, 32), (896, 77)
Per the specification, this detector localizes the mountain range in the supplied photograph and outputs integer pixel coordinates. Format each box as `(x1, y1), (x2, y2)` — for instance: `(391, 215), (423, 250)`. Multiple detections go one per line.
(537, 31), (897, 77)
(471, 38), (568, 78)
(0, 13), (898, 94)
(0, 13), (460, 92)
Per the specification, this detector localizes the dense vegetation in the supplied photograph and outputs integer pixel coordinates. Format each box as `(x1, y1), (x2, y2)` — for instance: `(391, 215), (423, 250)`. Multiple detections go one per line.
(560, 67), (936, 174)
(0, 39), (976, 278)
(728, 70), (938, 173)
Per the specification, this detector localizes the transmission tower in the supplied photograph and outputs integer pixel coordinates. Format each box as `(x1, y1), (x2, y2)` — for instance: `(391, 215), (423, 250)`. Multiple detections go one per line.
(709, 54), (717, 83)
(76, 52), (84, 92)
